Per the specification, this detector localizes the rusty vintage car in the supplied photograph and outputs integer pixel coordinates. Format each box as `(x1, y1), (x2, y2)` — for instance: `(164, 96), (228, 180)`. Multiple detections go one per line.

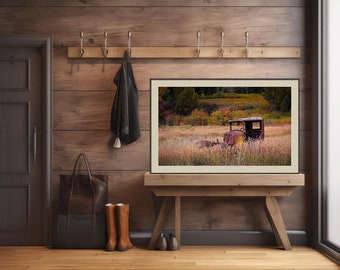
(223, 117), (264, 146)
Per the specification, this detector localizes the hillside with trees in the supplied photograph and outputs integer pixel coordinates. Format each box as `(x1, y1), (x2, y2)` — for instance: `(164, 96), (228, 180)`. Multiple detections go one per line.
(158, 86), (292, 126)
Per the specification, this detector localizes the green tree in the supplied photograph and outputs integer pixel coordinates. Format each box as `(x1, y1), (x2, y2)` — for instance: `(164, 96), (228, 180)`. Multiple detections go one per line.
(262, 87), (291, 113)
(174, 87), (198, 116)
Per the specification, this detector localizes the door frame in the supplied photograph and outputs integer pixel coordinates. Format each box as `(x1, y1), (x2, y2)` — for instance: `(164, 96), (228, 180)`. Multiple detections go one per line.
(0, 35), (52, 244)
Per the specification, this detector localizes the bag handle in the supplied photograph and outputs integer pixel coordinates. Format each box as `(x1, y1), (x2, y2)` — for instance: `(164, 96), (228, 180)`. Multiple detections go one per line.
(71, 152), (92, 179)
(67, 153), (96, 216)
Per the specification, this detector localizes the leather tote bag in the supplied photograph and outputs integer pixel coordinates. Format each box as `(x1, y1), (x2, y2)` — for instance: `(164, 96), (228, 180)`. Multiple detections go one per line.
(54, 153), (108, 249)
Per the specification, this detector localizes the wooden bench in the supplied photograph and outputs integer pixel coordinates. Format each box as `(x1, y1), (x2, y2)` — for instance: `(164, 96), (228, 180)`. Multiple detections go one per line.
(144, 172), (305, 251)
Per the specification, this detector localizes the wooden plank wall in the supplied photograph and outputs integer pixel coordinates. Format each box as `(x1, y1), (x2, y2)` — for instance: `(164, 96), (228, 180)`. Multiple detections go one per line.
(0, 0), (312, 235)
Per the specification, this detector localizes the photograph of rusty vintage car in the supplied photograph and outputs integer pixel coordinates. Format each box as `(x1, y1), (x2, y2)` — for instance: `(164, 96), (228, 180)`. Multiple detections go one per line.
(150, 79), (299, 173)
(223, 117), (264, 147)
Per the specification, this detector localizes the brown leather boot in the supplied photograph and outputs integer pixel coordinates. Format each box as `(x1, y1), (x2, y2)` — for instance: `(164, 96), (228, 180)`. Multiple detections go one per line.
(116, 203), (133, 251)
(105, 203), (117, 251)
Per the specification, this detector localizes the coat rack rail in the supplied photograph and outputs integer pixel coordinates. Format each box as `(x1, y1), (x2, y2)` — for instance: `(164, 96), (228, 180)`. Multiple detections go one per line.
(67, 46), (301, 59)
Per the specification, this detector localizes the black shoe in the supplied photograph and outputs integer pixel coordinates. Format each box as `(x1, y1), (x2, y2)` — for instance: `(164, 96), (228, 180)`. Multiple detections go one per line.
(167, 233), (178, 251)
(155, 233), (167, 251)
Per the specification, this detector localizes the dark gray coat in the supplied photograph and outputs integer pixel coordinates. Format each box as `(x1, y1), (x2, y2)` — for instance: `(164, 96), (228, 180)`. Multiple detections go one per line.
(110, 50), (140, 145)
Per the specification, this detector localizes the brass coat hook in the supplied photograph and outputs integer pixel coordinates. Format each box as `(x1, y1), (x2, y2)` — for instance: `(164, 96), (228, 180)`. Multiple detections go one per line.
(244, 31), (249, 58)
(127, 31), (132, 56)
(195, 31), (201, 58)
(220, 31), (225, 57)
(102, 32), (108, 57)
(79, 32), (84, 57)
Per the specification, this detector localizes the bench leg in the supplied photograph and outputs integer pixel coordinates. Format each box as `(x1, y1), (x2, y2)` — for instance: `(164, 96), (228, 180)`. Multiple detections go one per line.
(148, 196), (174, 250)
(264, 196), (292, 251)
(175, 196), (181, 248)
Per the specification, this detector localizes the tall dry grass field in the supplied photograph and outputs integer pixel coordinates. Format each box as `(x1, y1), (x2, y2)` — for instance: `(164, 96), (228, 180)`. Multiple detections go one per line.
(158, 124), (291, 166)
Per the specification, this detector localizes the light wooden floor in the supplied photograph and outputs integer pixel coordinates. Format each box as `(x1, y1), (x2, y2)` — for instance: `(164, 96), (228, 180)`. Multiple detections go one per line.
(0, 246), (338, 270)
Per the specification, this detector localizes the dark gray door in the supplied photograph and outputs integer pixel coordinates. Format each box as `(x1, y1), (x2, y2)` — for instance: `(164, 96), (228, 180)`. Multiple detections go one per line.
(0, 45), (45, 245)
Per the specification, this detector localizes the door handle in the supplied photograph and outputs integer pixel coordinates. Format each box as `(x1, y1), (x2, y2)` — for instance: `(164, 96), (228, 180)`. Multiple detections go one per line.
(33, 125), (38, 164)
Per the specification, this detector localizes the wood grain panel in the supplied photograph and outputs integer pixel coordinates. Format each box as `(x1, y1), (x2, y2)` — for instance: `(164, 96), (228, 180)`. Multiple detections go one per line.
(67, 46), (302, 59)
(278, 186), (308, 229)
(53, 131), (150, 171)
(0, 186), (29, 231)
(300, 131), (311, 171)
(53, 90), (150, 131)
(0, 246), (338, 270)
(173, 186), (307, 230)
(300, 90), (311, 131)
(0, 6), (308, 46)
(0, 103), (29, 173)
(0, 1), (313, 234)
(0, 0), (311, 7)
(0, 59), (29, 90)
(144, 173), (305, 187)
(54, 48), (311, 91)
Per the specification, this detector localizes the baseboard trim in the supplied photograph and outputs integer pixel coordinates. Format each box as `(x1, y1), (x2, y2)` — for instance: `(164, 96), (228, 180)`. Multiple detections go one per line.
(130, 230), (309, 247)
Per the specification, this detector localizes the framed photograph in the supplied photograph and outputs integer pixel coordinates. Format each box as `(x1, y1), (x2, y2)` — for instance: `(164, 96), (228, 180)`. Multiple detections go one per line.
(150, 79), (299, 174)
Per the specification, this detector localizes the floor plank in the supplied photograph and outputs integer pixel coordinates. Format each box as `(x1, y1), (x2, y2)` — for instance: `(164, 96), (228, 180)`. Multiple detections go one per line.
(0, 246), (338, 270)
